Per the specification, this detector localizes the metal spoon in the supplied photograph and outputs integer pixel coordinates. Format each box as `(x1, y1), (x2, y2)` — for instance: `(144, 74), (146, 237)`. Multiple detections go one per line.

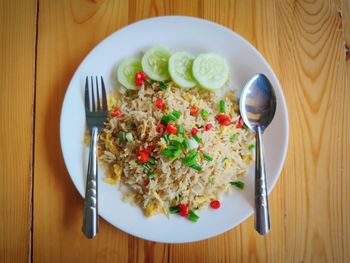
(239, 73), (277, 235)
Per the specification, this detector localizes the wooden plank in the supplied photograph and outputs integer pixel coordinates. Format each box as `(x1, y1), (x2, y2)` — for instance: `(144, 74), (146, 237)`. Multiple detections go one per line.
(0, 0), (37, 262)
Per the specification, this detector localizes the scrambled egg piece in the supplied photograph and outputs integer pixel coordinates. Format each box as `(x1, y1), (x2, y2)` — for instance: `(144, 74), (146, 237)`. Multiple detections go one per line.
(144, 202), (159, 217)
(225, 159), (233, 169)
(113, 164), (122, 181)
(243, 154), (253, 164)
(105, 133), (119, 156)
(192, 195), (215, 208)
(104, 177), (117, 185)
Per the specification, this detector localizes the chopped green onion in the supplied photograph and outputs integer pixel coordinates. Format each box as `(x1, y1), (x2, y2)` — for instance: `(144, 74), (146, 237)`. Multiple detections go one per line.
(163, 133), (170, 143)
(182, 138), (189, 150)
(161, 115), (171, 125)
(148, 157), (156, 165)
(147, 171), (155, 179)
(161, 149), (175, 157)
(230, 134), (238, 144)
(175, 194), (181, 202)
(167, 145), (180, 150)
(242, 123), (249, 130)
(204, 154), (213, 161)
(170, 141), (182, 148)
(230, 181), (245, 189)
(221, 157), (228, 163)
(190, 164), (203, 171)
(142, 163), (151, 171)
(169, 134), (184, 143)
(117, 131), (125, 144)
(159, 81), (168, 90)
(172, 110), (181, 119)
(188, 210), (199, 222)
(219, 100), (225, 113)
(248, 144), (255, 150)
(172, 148), (182, 159)
(167, 113), (178, 121)
(192, 134), (202, 143)
(125, 132), (134, 142)
(182, 150), (199, 166)
(177, 124), (185, 134)
(200, 109), (209, 119)
(169, 205), (180, 214)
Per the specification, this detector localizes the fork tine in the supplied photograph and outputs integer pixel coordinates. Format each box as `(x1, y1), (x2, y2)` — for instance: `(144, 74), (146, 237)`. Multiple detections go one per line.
(90, 76), (96, 111)
(101, 76), (108, 111)
(85, 76), (90, 111)
(95, 76), (101, 111)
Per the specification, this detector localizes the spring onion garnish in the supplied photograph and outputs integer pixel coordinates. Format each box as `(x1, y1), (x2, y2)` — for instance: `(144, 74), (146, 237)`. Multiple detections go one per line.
(142, 163), (151, 171)
(161, 148), (175, 157)
(242, 123), (249, 129)
(248, 144), (255, 150)
(230, 181), (245, 189)
(182, 138), (189, 150)
(188, 210), (199, 222)
(163, 133), (170, 143)
(177, 124), (185, 134)
(125, 132), (134, 142)
(182, 150), (199, 166)
(169, 134), (184, 143)
(118, 131), (125, 144)
(230, 134), (238, 144)
(190, 164), (203, 171)
(192, 134), (202, 143)
(200, 109), (209, 119)
(167, 113), (178, 121)
(169, 205), (180, 214)
(159, 81), (168, 90)
(145, 79), (152, 85)
(147, 171), (155, 179)
(204, 154), (213, 161)
(172, 148), (182, 159)
(219, 100), (225, 113)
(148, 157), (156, 165)
(172, 110), (181, 119)
(161, 115), (171, 125)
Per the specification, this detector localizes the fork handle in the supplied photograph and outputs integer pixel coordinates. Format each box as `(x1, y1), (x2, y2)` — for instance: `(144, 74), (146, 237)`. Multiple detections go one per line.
(82, 126), (99, 238)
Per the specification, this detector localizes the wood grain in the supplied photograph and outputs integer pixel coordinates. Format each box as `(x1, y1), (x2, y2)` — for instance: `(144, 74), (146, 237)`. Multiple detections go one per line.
(29, 0), (350, 262)
(0, 0), (37, 262)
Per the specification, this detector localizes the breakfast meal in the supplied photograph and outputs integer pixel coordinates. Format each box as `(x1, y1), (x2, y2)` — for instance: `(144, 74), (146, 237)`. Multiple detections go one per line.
(94, 46), (255, 222)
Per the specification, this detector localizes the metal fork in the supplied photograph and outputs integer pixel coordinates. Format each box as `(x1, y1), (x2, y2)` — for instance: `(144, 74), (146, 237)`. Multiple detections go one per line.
(82, 76), (108, 238)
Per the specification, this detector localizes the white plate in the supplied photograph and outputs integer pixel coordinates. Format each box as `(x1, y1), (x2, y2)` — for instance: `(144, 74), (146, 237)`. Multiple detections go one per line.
(60, 16), (289, 243)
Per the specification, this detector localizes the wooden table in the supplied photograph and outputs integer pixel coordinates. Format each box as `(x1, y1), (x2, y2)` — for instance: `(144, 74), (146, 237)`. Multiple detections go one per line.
(1, 0), (350, 262)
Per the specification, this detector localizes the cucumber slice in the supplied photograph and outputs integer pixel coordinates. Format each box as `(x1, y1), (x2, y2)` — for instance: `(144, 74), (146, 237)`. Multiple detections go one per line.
(169, 52), (197, 89)
(141, 46), (171, 81)
(192, 53), (229, 90)
(117, 58), (142, 90)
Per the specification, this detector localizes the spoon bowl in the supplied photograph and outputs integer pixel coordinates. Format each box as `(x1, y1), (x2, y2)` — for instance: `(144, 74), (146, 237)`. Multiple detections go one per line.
(240, 73), (277, 235)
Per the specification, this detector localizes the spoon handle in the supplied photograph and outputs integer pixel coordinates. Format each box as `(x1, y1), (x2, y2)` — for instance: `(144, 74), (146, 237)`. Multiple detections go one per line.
(254, 126), (270, 235)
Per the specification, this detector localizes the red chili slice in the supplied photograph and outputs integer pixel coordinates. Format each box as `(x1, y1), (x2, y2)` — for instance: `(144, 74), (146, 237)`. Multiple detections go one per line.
(166, 123), (178, 134)
(179, 204), (189, 217)
(191, 127), (199, 136)
(210, 200), (221, 209)
(136, 151), (149, 163)
(236, 117), (244, 128)
(156, 124), (165, 133)
(204, 123), (213, 131)
(111, 107), (121, 117)
(190, 106), (199, 116)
